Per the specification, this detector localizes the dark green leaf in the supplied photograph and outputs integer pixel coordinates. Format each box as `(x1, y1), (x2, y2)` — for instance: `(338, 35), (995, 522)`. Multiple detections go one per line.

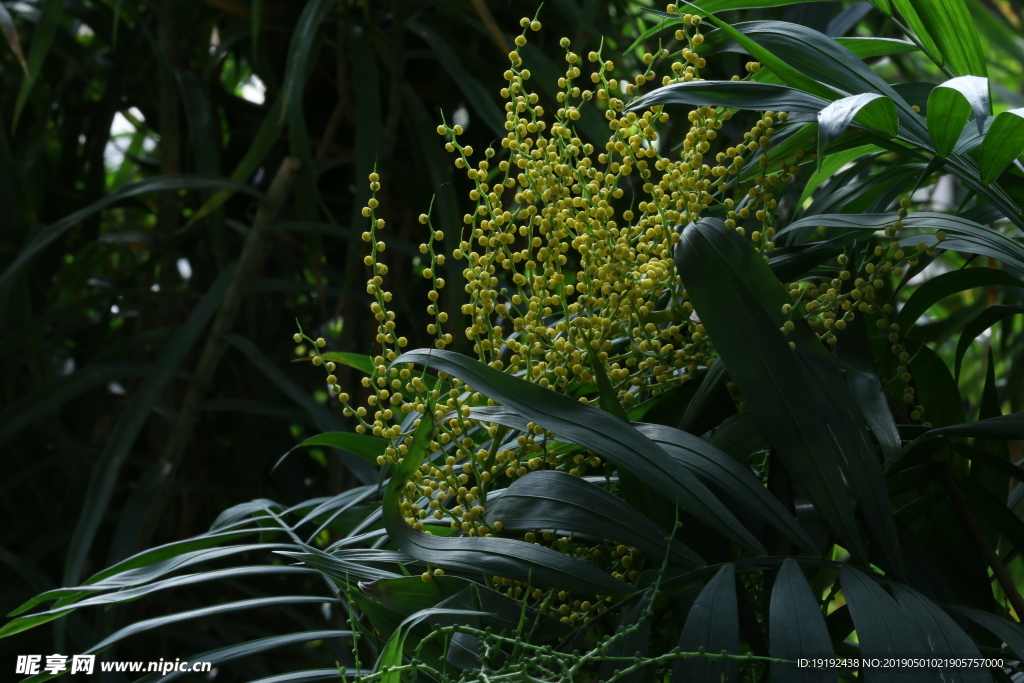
(85, 596), (335, 655)
(889, 583), (988, 682)
(949, 606), (1024, 663)
(978, 108), (1024, 185)
(0, 176), (260, 291)
(635, 423), (818, 554)
(817, 93), (897, 161)
(894, 267), (1024, 332)
(677, 219), (902, 570)
(954, 305), (1024, 379)
(674, 564), (738, 681)
(626, 80), (830, 114)
(395, 349), (765, 554)
(485, 469), (703, 567)
(839, 566), (925, 681)
(132, 631), (352, 683)
(382, 413), (633, 595)
(769, 559), (835, 682)
(13, 0), (64, 127)
(274, 432), (387, 472)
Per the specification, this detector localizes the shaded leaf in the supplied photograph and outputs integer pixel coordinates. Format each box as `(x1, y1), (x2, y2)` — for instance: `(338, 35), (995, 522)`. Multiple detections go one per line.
(634, 423), (818, 554)
(674, 564), (738, 681)
(769, 559), (835, 682)
(395, 349), (765, 554)
(382, 413), (633, 595)
(954, 305), (1024, 379)
(485, 469), (704, 567)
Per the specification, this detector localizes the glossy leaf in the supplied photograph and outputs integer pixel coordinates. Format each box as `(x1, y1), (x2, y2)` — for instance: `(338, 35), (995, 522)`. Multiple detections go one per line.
(676, 218), (904, 570)
(674, 564), (738, 681)
(927, 81), (977, 157)
(626, 80), (830, 114)
(817, 93), (897, 161)
(85, 596), (335, 655)
(133, 631), (352, 683)
(634, 423), (818, 554)
(890, 584), (988, 682)
(395, 349), (765, 554)
(381, 412), (632, 595)
(950, 607), (1024, 663)
(978, 108), (1024, 184)
(894, 267), (1024, 332)
(839, 566), (925, 681)
(896, 0), (987, 77)
(485, 469), (704, 567)
(954, 305), (1024, 379)
(769, 559), (834, 682)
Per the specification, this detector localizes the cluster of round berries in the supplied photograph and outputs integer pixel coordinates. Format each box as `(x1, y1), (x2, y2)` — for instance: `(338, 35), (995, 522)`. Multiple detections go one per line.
(299, 4), (932, 622)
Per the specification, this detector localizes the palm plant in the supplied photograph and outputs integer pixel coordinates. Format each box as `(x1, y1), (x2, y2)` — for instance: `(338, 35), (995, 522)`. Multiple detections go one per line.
(5, 0), (1024, 681)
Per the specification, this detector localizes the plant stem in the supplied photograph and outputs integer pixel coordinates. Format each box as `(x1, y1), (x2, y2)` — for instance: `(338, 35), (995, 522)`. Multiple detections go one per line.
(934, 455), (1024, 620)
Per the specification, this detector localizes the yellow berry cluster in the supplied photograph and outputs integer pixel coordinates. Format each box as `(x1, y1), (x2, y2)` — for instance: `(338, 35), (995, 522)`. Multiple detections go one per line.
(299, 4), (927, 622)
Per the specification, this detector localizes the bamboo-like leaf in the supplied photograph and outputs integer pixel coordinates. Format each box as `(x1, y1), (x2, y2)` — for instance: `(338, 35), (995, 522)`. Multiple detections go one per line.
(673, 564), (738, 681)
(949, 606), (1024, 663)
(889, 584), (988, 682)
(839, 567), (925, 681)
(0, 176), (259, 292)
(780, 212), (1024, 274)
(894, 0), (987, 77)
(132, 630), (352, 683)
(0, 1), (28, 74)
(817, 93), (897, 161)
(13, 0), (64, 128)
(769, 559), (834, 682)
(626, 80), (830, 114)
(634, 423), (818, 554)
(835, 37), (917, 58)
(381, 412), (633, 595)
(274, 432), (387, 472)
(485, 469), (704, 567)
(978, 108), (1024, 185)
(85, 596), (335, 654)
(894, 267), (1024, 331)
(409, 22), (505, 137)
(954, 306), (1024, 379)
(0, 362), (150, 447)
(395, 349), (765, 554)
(676, 218), (904, 570)
(320, 352), (375, 375)
(359, 575), (569, 640)
(926, 86), (974, 157)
